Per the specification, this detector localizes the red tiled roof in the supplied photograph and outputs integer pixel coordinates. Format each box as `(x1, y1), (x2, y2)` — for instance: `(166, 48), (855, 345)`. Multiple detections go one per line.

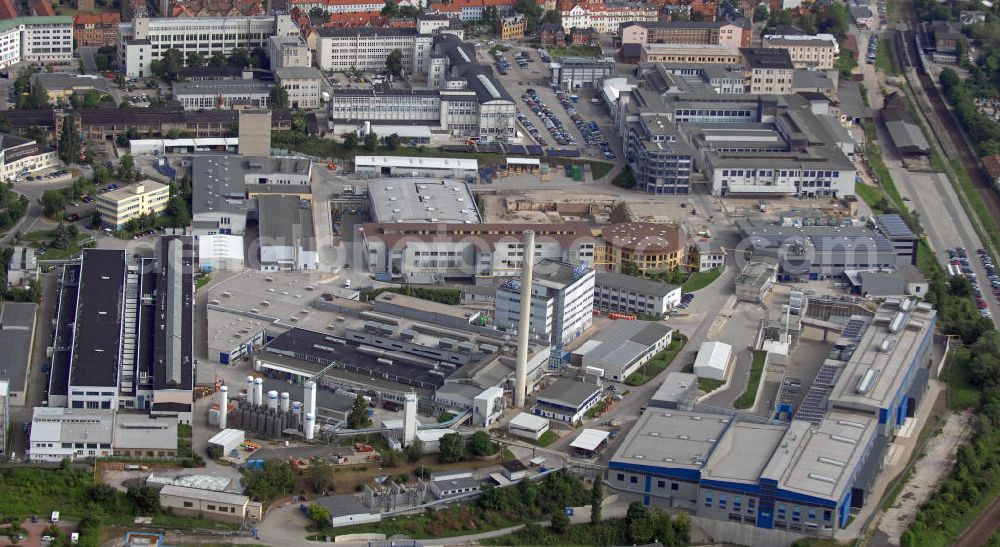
(429, 0), (523, 11)
(74, 12), (121, 25)
(0, 0), (18, 19)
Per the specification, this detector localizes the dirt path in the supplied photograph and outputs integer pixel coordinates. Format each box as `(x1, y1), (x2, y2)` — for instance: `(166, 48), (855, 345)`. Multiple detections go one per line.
(872, 411), (974, 546)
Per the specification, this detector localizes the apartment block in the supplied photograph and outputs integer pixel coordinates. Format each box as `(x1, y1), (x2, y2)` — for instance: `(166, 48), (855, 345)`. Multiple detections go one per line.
(495, 14), (525, 40)
(73, 13), (120, 47)
(95, 179), (171, 229)
(762, 34), (838, 70)
(427, 0), (519, 21)
(560, 1), (658, 34)
(741, 47), (794, 95)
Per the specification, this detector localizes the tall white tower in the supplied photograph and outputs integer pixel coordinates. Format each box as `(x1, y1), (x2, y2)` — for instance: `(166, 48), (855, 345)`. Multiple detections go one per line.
(403, 391), (417, 446)
(304, 380), (317, 419)
(218, 385), (228, 430)
(253, 378), (264, 406)
(514, 230), (536, 408)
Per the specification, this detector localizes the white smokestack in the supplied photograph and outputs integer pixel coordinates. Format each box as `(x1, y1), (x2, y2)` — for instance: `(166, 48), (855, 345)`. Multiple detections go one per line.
(514, 230), (535, 408)
(304, 413), (315, 440)
(253, 378), (263, 406)
(267, 390), (279, 411)
(280, 392), (290, 413)
(218, 385), (229, 430)
(403, 391), (417, 446)
(245, 376), (254, 401)
(304, 380), (317, 419)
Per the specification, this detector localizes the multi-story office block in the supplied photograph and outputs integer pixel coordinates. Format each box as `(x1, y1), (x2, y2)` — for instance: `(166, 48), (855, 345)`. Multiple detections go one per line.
(95, 179), (171, 229)
(552, 56), (614, 89)
(268, 35), (311, 68)
(0, 16), (74, 69)
(741, 47), (795, 95)
(620, 20), (749, 48)
(274, 67), (323, 109)
(625, 113), (693, 194)
(117, 14), (297, 78)
(762, 34), (838, 70)
(315, 27), (433, 73)
(494, 259), (595, 346)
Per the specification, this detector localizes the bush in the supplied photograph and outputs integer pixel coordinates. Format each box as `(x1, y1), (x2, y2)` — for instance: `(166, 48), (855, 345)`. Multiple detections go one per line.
(469, 431), (497, 457)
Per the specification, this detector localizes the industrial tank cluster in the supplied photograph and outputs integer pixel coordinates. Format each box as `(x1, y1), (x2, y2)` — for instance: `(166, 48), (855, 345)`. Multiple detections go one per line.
(217, 376), (319, 440)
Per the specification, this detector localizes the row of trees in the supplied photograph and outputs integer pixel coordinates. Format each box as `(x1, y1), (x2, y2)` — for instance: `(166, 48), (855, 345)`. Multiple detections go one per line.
(150, 47), (267, 82)
(940, 67), (1000, 156)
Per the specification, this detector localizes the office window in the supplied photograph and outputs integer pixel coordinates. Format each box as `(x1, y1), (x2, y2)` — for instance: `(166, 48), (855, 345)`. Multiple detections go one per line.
(657, 480), (665, 488)
(671, 483), (679, 491)
(823, 510), (832, 522)
(808, 509), (817, 520)
(629, 476), (637, 484)
(183, 501), (193, 508)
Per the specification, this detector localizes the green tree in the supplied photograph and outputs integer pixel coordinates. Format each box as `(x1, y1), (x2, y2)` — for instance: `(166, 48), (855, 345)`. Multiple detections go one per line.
(58, 116), (81, 165)
(404, 438), (424, 462)
(386, 48), (404, 77)
(50, 222), (71, 249)
(381, 0), (399, 17)
(291, 111), (307, 133)
(242, 460), (295, 502)
(228, 47), (251, 68)
(469, 431), (497, 456)
(550, 510), (569, 534)
(26, 125), (48, 146)
(151, 48), (183, 81)
(343, 133), (358, 150)
(591, 478), (603, 524)
(166, 195), (190, 227)
(126, 486), (160, 515)
(269, 85), (289, 109)
(307, 504), (331, 527)
(385, 133), (402, 150)
(208, 51), (227, 67)
(186, 52), (206, 68)
(347, 394), (372, 429)
(309, 6), (327, 20)
(91, 211), (102, 228)
(118, 154), (136, 181)
(20, 80), (50, 109)
(364, 131), (379, 151)
(438, 432), (467, 463)
(514, 0), (543, 31)
(304, 462), (334, 494)
(541, 9), (560, 25)
(483, 5), (498, 21)
(621, 259), (641, 277)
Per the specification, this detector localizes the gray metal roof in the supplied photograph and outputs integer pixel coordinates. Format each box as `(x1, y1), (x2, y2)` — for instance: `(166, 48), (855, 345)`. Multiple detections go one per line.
(595, 270), (679, 297)
(70, 249), (126, 388)
(873, 214), (915, 239)
(172, 79), (273, 96)
(114, 414), (178, 450)
(257, 195), (316, 252)
(191, 155), (311, 216)
(574, 321), (673, 371)
(0, 302), (35, 394)
(535, 378), (603, 409)
(859, 271), (906, 296)
(273, 67), (322, 81)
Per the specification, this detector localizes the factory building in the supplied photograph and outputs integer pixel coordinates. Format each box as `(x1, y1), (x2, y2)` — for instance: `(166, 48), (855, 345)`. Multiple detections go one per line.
(571, 321), (674, 382)
(532, 378), (604, 423)
(606, 297), (936, 539)
(593, 270), (682, 317)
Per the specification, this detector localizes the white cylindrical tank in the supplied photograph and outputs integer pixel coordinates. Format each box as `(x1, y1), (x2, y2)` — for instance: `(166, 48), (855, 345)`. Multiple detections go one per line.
(291, 401), (303, 415)
(253, 378), (264, 406)
(267, 390), (279, 411)
(304, 380), (317, 418)
(304, 413), (315, 440)
(254, 358), (262, 372)
(280, 392), (290, 413)
(218, 385), (229, 430)
(245, 376), (254, 401)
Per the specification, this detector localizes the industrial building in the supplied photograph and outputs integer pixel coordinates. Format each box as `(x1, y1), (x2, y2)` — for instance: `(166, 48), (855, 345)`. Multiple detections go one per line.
(736, 218), (901, 280)
(693, 340), (733, 381)
(552, 57), (615, 89)
(638, 44), (743, 65)
(649, 371), (698, 409)
(359, 222), (596, 282)
(593, 270), (682, 317)
(365, 178), (480, 223)
(274, 67), (323, 109)
(268, 35), (311, 69)
(606, 297), (936, 538)
(256, 195), (318, 272)
(49, 239), (195, 421)
(735, 260), (777, 303)
(31, 73), (116, 102)
(158, 485), (261, 524)
(508, 412), (550, 440)
(740, 48), (795, 95)
(191, 155), (312, 236)
(532, 378), (604, 422)
(571, 321), (674, 382)
(761, 34), (839, 70)
(495, 259), (595, 346)
(0, 302), (36, 405)
(356, 157), (479, 182)
(29, 407), (114, 461)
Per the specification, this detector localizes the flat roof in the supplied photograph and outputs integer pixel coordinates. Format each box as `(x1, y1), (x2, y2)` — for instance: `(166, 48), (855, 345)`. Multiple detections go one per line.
(762, 413), (877, 502)
(0, 302), (35, 395)
(70, 249), (126, 388)
(31, 407), (114, 444)
(571, 428), (610, 451)
(101, 179), (168, 202)
(257, 195), (316, 252)
(828, 298), (936, 413)
(611, 409), (732, 470)
(509, 412), (549, 431)
(172, 79), (273, 96)
(159, 484), (249, 506)
(366, 178), (480, 224)
(273, 67), (322, 80)
(192, 155), (312, 216)
(535, 378), (603, 409)
(649, 371), (698, 405)
(374, 292), (477, 322)
(153, 236), (195, 392)
(701, 421), (787, 484)
(114, 414), (178, 450)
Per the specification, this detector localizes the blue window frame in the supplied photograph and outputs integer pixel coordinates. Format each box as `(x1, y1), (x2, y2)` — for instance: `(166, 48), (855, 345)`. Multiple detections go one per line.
(808, 509), (817, 520)
(823, 510), (832, 522)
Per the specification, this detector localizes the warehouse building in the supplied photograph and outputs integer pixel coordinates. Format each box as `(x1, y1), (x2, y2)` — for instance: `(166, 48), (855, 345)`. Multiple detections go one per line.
(552, 56), (615, 89)
(29, 407), (114, 461)
(508, 412), (550, 440)
(571, 321), (673, 382)
(365, 178), (480, 223)
(649, 371), (698, 409)
(257, 195), (318, 272)
(0, 302), (36, 405)
(495, 259), (595, 346)
(172, 79), (274, 110)
(158, 485), (261, 524)
(693, 340), (733, 381)
(358, 159), (479, 184)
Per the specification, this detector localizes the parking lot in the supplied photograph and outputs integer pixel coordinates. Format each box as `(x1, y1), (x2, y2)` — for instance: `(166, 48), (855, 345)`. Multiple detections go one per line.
(484, 44), (625, 160)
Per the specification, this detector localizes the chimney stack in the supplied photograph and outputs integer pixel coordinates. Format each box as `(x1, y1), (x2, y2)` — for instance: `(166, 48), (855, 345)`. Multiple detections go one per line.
(514, 230), (535, 408)
(218, 385), (228, 430)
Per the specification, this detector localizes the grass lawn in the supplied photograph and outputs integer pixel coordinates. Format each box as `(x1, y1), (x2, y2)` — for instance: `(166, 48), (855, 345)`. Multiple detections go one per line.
(194, 274), (212, 291)
(682, 267), (722, 292)
(481, 519), (630, 546)
(23, 229), (94, 260)
(855, 182), (883, 209)
(876, 38), (897, 76)
(625, 335), (687, 386)
(733, 350), (767, 410)
(535, 430), (559, 447)
(698, 377), (724, 393)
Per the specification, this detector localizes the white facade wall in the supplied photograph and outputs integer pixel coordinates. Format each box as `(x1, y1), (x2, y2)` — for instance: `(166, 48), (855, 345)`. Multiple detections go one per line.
(0, 26), (22, 69)
(278, 76), (323, 109)
(22, 21), (74, 63)
(316, 32), (432, 73)
(708, 163), (855, 197)
(259, 244), (319, 271)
